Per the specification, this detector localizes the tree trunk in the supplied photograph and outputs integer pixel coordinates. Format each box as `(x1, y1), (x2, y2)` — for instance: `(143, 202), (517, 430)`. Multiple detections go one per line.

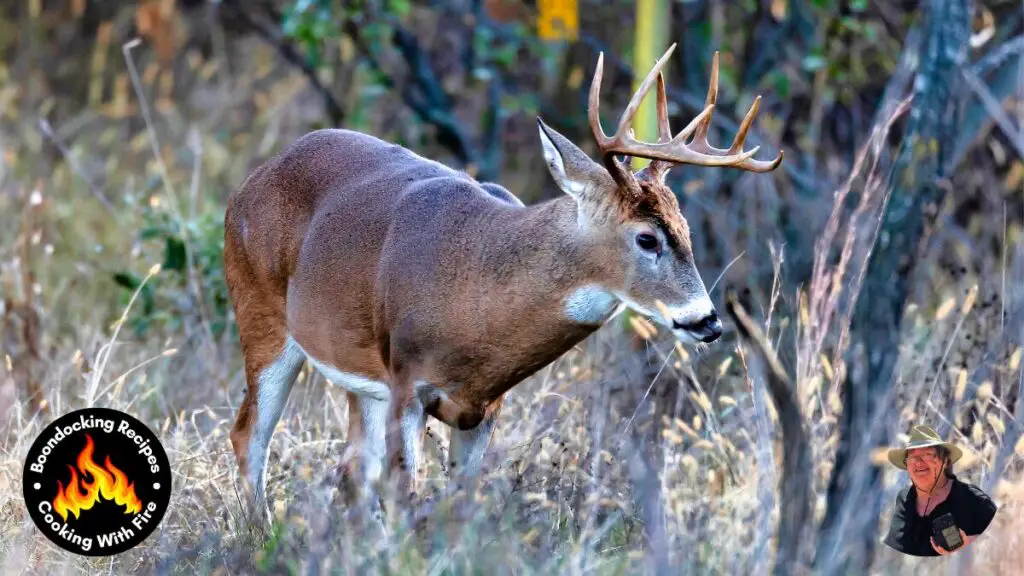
(813, 1), (973, 573)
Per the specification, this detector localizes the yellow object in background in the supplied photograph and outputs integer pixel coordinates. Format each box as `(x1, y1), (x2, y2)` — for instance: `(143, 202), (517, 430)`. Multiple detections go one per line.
(537, 0), (579, 41)
(631, 0), (671, 169)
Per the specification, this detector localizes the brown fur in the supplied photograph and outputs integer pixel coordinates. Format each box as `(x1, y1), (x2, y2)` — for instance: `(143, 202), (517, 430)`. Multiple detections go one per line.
(224, 125), (717, 515)
(621, 176), (692, 253)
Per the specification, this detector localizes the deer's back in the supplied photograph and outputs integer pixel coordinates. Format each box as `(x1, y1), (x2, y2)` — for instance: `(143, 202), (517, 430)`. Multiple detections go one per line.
(225, 128), (510, 376)
(226, 129), (461, 286)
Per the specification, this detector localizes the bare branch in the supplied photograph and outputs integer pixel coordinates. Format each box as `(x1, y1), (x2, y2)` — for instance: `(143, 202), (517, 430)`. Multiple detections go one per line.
(390, 26), (476, 165)
(972, 34), (1024, 78)
(725, 291), (812, 576)
(960, 65), (1024, 160)
(36, 117), (115, 213)
(340, 19), (482, 171)
(219, 1), (346, 125)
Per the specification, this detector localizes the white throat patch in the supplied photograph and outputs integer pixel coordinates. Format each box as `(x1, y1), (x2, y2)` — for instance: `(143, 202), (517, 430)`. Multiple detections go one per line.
(564, 285), (622, 325)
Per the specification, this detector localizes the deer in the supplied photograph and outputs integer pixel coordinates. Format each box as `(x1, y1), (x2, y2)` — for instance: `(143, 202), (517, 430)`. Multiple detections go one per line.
(223, 43), (783, 525)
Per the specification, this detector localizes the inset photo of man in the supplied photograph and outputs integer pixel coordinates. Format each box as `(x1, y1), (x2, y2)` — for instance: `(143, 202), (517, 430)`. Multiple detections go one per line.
(883, 424), (998, 556)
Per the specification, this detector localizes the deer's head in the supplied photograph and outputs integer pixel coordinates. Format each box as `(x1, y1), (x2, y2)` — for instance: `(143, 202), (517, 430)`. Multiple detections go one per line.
(537, 45), (782, 344)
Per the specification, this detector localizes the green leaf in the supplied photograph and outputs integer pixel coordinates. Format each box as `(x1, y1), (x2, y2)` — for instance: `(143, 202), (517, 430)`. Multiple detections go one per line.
(139, 226), (165, 241)
(863, 22), (879, 42)
(304, 42), (321, 68)
(769, 70), (791, 99)
(388, 0), (412, 18)
(163, 237), (187, 272)
(113, 272), (142, 291)
(839, 16), (863, 34)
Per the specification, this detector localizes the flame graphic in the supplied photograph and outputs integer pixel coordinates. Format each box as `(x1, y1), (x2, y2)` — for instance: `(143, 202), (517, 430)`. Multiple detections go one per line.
(52, 434), (143, 521)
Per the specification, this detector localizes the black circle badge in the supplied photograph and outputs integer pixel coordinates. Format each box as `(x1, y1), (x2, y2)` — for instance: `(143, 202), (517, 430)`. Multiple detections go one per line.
(22, 407), (172, 556)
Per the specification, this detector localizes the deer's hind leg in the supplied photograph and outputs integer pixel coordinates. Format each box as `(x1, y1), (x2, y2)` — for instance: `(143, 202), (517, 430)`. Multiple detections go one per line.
(230, 327), (304, 526)
(225, 239), (305, 525)
(338, 391), (388, 505)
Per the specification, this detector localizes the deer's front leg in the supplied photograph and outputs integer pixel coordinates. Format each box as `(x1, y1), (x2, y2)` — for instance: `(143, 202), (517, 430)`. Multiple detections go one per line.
(344, 393), (388, 503)
(448, 396), (503, 481)
(386, 381), (424, 499)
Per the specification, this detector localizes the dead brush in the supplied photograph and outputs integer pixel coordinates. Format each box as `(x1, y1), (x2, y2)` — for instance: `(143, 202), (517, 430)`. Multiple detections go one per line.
(2, 187), (47, 421)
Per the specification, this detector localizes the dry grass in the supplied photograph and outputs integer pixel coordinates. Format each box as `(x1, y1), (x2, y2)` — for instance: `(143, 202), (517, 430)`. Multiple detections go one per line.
(1, 18), (1023, 576)
(1, 244), (1021, 575)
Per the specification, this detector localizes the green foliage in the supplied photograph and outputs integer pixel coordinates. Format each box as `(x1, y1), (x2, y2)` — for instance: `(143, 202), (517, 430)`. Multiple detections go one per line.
(282, 0), (340, 68)
(258, 521), (297, 575)
(387, 0), (413, 18)
(279, 0), (544, 88)
(114, 205), (231, 341)
(767, 69), (792, 99)
(850, 0), (869, 12)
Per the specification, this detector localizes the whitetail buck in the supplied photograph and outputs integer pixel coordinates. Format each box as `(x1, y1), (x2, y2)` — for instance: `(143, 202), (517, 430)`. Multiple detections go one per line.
(224, 44), (782, 523)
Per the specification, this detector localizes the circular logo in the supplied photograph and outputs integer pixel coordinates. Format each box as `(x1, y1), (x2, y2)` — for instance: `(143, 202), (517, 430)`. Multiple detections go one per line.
(22, 407), (172, 556)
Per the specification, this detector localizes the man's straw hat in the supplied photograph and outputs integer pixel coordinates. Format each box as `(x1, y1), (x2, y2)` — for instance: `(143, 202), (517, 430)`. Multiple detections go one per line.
(887, 425), (963, 470)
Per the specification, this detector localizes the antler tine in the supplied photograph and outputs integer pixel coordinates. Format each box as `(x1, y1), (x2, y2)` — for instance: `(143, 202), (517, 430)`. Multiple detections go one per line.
(654, 73), (672, 143)
(722, 95), (784, 171)
(685, 51), (784, 173)
(693, 51), (720, 144)
(638, 72), (687, 181)
(706, 51), (720, 108)
(587, 52), (611, 146)
(729, 95), (761, 154)
(688, 93), (784, 172)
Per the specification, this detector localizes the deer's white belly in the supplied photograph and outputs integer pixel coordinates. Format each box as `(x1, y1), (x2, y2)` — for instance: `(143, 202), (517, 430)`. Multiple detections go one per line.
(298, 345), (392, 401)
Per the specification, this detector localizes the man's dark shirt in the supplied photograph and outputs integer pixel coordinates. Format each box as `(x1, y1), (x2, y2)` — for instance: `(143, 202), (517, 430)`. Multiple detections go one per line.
(883, 474), (998, 556)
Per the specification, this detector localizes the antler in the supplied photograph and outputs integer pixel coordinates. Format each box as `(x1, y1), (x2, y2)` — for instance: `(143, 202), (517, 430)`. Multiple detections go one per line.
(686, 51), (783, 173)
(587, 44), (783, 184)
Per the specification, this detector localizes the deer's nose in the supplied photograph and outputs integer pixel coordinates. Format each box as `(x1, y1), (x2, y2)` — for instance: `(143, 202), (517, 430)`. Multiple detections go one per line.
(674, 310), (723, 343)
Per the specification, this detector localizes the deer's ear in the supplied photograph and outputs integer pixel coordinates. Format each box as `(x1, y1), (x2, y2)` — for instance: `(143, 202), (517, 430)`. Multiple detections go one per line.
(537, 118), (608, 201)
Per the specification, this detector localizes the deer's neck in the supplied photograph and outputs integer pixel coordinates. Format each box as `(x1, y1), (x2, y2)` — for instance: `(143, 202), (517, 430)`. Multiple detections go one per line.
(471, 195), (621, 326)
(422, 193), (620, 401)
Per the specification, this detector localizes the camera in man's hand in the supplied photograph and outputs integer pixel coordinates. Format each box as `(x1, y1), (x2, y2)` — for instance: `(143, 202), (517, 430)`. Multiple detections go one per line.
(932, 513), (964, 552)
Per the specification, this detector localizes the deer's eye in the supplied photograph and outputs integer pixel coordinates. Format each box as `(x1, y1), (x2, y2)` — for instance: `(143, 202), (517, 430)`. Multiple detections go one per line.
(636, 233), (660, 253)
